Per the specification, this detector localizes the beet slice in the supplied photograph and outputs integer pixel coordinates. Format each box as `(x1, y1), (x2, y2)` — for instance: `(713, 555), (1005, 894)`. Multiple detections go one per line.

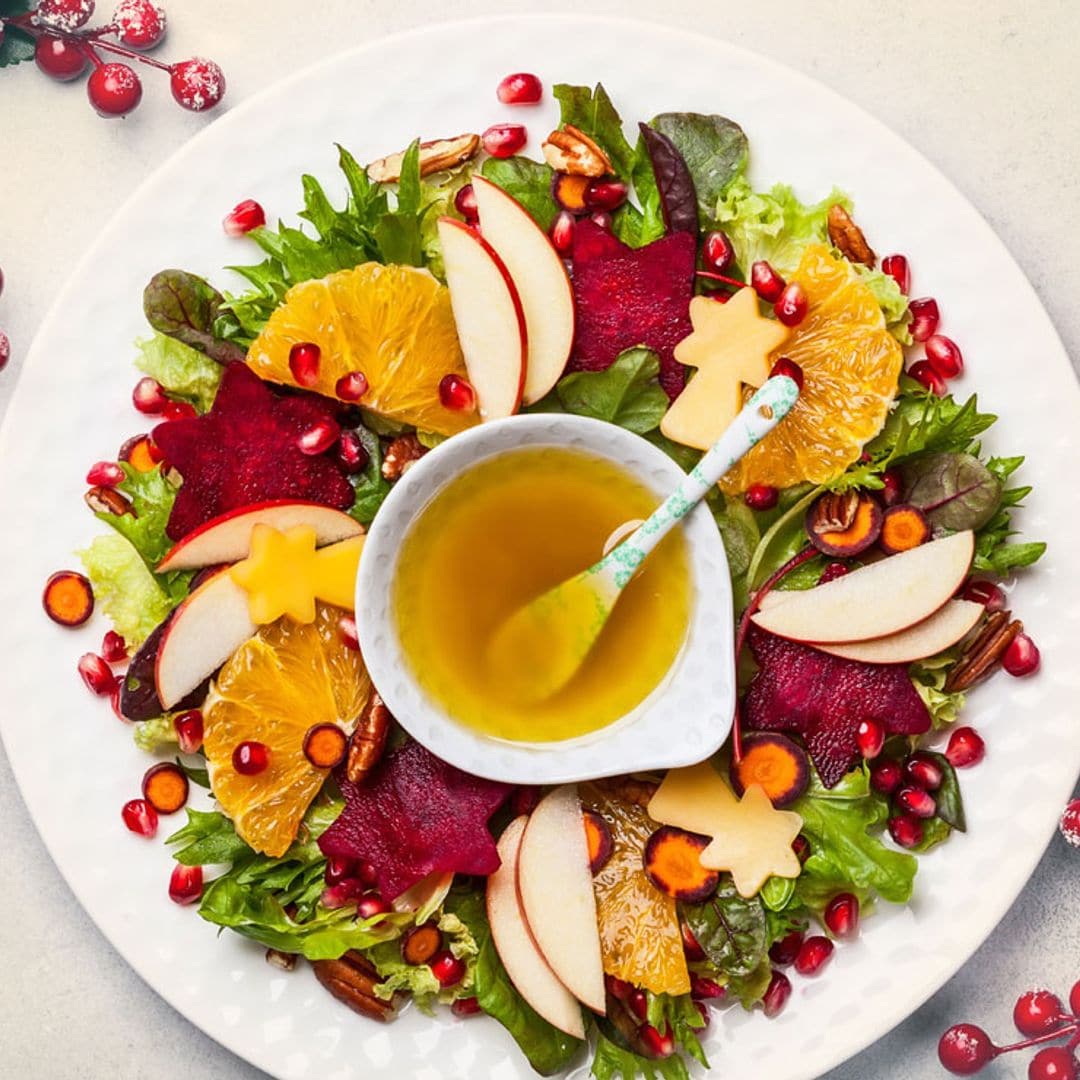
(121, 617), (208, 722)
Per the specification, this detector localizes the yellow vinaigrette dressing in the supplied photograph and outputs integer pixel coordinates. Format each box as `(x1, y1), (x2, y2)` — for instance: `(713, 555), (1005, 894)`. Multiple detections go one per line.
(394, 447), (692, 742)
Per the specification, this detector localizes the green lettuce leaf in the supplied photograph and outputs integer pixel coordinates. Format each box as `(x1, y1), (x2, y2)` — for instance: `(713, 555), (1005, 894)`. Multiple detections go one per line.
(552, 348), (669, 433)
(134, 332), (223, 412)
(481, 156), (558, 231)
(552, 82), (635, 179)
(855, 264), (912, 344)
(91, 464), (181, 570)
(910, 654), (966, 729)
(591, 1030), (691, 1080)
(132, 715), (178, 753)
(680, 876), (768, 979)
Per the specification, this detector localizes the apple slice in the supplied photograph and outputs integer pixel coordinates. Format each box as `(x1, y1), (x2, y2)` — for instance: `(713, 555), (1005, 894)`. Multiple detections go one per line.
(471, 176), (574, 405)
(811, 599), (984, 663)
(155, 570), (256, 709)
(517, 785), (605, 1014)
(157, 501), (362, 572)
(487, 816), (586, 1038)
(437, 216), (527, 421)
(753, 531), (974, 644)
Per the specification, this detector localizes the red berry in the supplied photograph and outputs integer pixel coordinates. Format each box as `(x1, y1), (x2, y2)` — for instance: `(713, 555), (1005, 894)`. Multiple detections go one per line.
(856, 719), (885, 759)
(744, 484), (779, 511)
(889, 813), (925, 848)
(162, 400), (197, 422)
(121, 798), (158, 838)
(905, 752), (944, 792)
(946, 726), (986, 768)
(36, 0), (94, 32)
(870, 758), (904, 795)
(1013, 989), (1066, 1037)
(113, 0), (167, 49)
(823, 893), (860, 939)
(0, 331), (8, 372)
(896, 785), (936, 818)
(793, 935), (833, 976)
(751, 260), (786, 302)
(1069, 977), (1080, 1016)
(1061, 799), (1080, 848)
(169, 863), (203, 905)
(925, 334), (964, 379)
(908, 359), (947, 395)
(482, 124), (527, 159)
(768, 930), (804, 966)
(356, 894), (392, 919)
(454, 183), (478, 223)
(549, 210), (575, 255)
(35, 33), (88, 81)
(78, 652), (117, 696)
(769, 356), (804, 390)
(101, 629), (128, 662)
(585, 180), (629, 212)
(233, 740), (270, 775)
(132, 376), (168, 414)
(451, 996), (482, 1017)
(638, 1023), (674, 1059)
(881, 254), (911, 294)
(174, 709), (204, 754)
(1003, 632), (1040, 677)
(335, 430), (369, 475)
(496, 72), (542, 105)
(689, 973), (725, 1000)
(1029, 1047), (1078, 1080)
(223, 199), (265, 236)
(297, 418), (340, 456)
(702, 231), (735, 274)
(681, 921), (705, 961)
(938, 1023), (996, 1075)
(881, 469), (904, 506)
(774, 282), (808, 327)
(627, 988), (649, 1021)
(170, 58), (226, 112)
(605, 974), (632, 1001)
(88, 63), (143, 118)
(439, 373), (476, 413)
(288, 342), (321, 387)
(429, 950), (466, 987)
(337, 613), (360, 651)
(762, 970), (792, 1017)
(960, 578), (1006, 611)
(819, 561), (850, 584)
(335, 371), (368, 402)
(908, 297), (940, 342)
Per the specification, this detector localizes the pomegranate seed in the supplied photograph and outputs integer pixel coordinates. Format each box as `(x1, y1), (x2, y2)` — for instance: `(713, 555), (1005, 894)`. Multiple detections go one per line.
(169, 863), (203, 905)
(288, 342), (321, 388)
(452, 182), (479, 223)
(482, 124), (527, 159)
(774, 282), (808, 327)
(769, 356), (804, 390)
(960, 578), (1006, 611)
(744, 484), (779, 511)
(818, 562), (849, 583)
(132, 377), (168, 415)
(86, 460), (125, 487)
(1013, 989), (1066, 1037)
(1070, 977), (1080, 1015)
(870, 758), (904, 795)
(1029, 1047), (1078, 1080)
(905, 752), (944, 791)
(627, 988), (649, 1021)
(794, 935), (833, 976)
(170, 58), (226, 112)
(335, 371), (368, 402)
(762, 971), (792, 1018)
(113, 0), (167, 49)
(357, 862), (377, 886)
(121, 798), (158, 838)
(908, 297), (940, 342)
(35, 33), (88, 80)
(429, 950), (466, 987)
(751, 260), (786, 302)
(589, 210), (613, 231)
(856, 719), (885, 759)
(585, 180), (629, 212)
(938, 1023), (997, 1075)
(297, 418), (340, 456)
(702, 231), (735, 274)
(110, 685), (125, 721)
(768, 930), (804, 966)
(638, 1023), (674, 1059)
(681, 921), (705, 961)
(162, 400), (197, 422)
(881, 469), (904, 506)
(323, 857), (356, 886)
(908, 359), (947, 396)
(320, 879), (365, 909)
(881, 254), (911, 294)
(896, 785), (936, 818)
(88, 62), (143, 118)
(0, 331), (8, 372)
(823, 893), (860, 939)
(1059, 799), (1080, 848)
(925, 334), (964, 378)
(335, 430), (369, 475)
(496, 72), (542, 105)
(174, 709), (204, 754)
(946, 726), (985, 768)
(356, 894), (392, 919)
(690, 974), (726, 1000)
(439, 373), (477, 412)
(549, 210), (575, 255)
(605, 974), (632, 1001)
(792, 835), (811, 863)
(78, 653), (117, 696)
(222, 199), (265, 236)
(233, 740), (270, 775)
(36, 0), (94, 32)
(889, 813), (925, 848)
(1003, 632), (1040, 677)
(452, 996), (482, 1017)
(337, 614), (360, 651)
(100, 629), (128, 663)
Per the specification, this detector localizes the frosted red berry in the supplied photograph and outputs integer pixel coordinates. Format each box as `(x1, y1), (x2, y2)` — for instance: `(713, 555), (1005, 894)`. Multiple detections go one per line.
(1060, 799), (1080, 848)
(938, 1023), (996, 1075)
(35, 33), (88, 81)
(170, 58), (226, 111)
(113, 0), (167, 49)
(1013, 989), (1066, 1037)
(1028, 1047), (1078, 1080)
(88, 63), (143, 117)
(36, 0), (95, 32)
(1069, 978), (1080, 1016)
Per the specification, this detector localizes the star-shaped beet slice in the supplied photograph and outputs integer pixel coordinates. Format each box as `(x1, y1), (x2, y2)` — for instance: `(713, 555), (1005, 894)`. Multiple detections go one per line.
(318, 739), (513, 902)
(153, 362), (354, 540)
(743, 626), (931, 787)
(570, 220), (695, 399)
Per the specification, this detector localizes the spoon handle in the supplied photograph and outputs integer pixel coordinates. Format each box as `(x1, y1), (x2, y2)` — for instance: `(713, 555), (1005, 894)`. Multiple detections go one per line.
(597, 374), (800, 587)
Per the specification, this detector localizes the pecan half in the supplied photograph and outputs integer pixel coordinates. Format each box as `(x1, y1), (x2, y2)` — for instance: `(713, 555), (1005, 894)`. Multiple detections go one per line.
(85, 485), (134, 516)
(381, 433), (427, 481)
(807, 491), (859, 537)
(347, 691), (391, 785)
(265, 948), (297, 972)
(827, 204), (876, 267)
(367, 133), (481, 184)
(541, 124), (612, 178)
(945, 610), (1023, 692)
(311, 951), (400, 1021)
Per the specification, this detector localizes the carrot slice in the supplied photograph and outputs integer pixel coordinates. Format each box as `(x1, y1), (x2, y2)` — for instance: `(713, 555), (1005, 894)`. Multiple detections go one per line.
(729, 732), (810, 808)
(643, 825), (719, 902)
(879, 504), (932, 555)
(302, 723), (349, 770)
(42, 570), (94, 627)
(142, 762), (190, 814)
(400, 923), (443, 966)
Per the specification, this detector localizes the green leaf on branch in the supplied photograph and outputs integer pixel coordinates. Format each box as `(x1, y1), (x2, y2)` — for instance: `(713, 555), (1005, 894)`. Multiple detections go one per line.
(0, 23), (33, 67)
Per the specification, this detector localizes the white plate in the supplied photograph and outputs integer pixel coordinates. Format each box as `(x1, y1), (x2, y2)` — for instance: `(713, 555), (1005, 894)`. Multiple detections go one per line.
(1, 15), (1078, 1080)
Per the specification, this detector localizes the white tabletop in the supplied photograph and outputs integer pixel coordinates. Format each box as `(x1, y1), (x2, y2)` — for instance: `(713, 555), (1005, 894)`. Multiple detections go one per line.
(1, 2), (1077, 1078)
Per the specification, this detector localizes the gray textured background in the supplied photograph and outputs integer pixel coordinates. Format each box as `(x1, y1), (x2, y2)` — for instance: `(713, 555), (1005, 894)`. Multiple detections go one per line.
(0, 2), (1077, 1077)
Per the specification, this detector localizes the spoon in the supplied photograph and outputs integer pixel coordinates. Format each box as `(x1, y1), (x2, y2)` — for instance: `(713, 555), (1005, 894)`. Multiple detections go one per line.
(487, 369), (802, 703)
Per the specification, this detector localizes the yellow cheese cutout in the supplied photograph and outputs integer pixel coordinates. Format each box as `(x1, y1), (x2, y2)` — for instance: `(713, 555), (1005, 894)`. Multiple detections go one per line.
(648, 762), (803, 899)
(660, 289), (790, 451)
(230, 524), (363, 624)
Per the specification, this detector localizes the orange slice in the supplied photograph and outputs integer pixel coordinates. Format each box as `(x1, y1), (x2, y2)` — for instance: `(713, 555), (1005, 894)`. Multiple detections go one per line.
(581, 781), (690, 997)
(246, 263), (477, 437)
(204, 604), (370, 857)
(720, 244), (903, 493)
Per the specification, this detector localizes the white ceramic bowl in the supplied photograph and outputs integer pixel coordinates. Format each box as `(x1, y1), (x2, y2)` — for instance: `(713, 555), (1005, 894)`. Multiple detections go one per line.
(356, 413), (735, 783)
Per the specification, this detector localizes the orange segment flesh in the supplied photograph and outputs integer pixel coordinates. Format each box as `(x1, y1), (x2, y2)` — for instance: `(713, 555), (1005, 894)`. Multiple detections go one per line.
(246, 263), (477, 437)
(204, 603), (370, 857)
(720, 244), (903, 493)
(581, 781), (690, 996)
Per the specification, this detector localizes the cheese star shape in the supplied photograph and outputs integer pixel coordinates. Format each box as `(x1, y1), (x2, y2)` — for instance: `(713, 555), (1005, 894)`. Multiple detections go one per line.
(660, 288), (790, 451)
(648, 761), (803, 899)
(230, 524), (363, 624)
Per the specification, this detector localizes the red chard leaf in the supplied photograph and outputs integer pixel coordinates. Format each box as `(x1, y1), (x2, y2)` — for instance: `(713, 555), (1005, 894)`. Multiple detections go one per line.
(638, 123), (698, 235)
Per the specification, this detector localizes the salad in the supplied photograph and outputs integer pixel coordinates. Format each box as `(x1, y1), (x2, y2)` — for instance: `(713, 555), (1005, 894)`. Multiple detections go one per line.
(42, 73), (1046, 1079)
